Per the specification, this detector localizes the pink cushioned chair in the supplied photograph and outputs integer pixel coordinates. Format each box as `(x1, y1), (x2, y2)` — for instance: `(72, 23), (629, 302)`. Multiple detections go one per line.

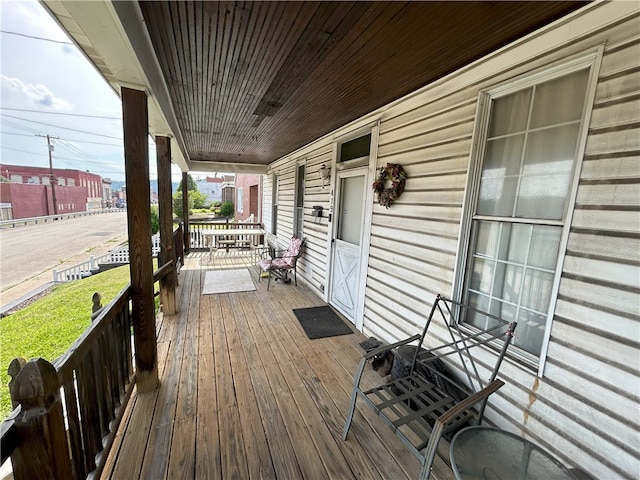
(257, 236), (305, 290)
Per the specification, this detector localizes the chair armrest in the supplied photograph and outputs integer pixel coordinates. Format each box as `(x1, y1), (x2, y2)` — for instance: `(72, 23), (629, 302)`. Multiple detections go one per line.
(436, 379), (505, 426)
(364, 334), (421, 359)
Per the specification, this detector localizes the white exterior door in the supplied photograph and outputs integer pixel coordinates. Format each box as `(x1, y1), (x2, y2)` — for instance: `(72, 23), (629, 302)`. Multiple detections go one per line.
(329, 169), (366, 323)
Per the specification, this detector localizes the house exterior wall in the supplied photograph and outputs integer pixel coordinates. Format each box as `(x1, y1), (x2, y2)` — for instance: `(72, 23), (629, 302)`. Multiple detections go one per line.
(265, 4), (639, 478)
(234, 174), (263, 222)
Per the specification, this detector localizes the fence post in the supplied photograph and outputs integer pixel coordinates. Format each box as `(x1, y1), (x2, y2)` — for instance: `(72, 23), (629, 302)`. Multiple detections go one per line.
(90, 255), (96, 270)
(9, 358), (73, 480)
(7, 357), (26, 410)
(52, 269), (59, 282)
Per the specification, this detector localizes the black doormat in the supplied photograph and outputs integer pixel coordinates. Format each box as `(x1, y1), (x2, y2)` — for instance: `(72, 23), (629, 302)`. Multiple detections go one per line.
(293, 305), (353, 339)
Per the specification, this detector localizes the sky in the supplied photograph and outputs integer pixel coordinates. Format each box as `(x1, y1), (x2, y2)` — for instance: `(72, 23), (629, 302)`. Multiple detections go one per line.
(0, 0), (184, 182)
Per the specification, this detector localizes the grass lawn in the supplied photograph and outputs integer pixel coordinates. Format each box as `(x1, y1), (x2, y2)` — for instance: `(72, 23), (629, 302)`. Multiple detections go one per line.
(0, 265), (131, 419)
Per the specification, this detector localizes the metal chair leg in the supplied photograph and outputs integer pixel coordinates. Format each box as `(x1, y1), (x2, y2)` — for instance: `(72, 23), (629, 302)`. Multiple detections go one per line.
(342, 358), (367, 440)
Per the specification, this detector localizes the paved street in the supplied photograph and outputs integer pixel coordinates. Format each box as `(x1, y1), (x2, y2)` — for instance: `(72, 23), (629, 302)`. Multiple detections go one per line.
(0, 211), (129, 305)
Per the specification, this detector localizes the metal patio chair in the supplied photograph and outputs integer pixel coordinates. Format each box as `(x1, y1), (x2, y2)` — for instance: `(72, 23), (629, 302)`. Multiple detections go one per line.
(342, 294), (517, 480)
(257, 235), (305, 290)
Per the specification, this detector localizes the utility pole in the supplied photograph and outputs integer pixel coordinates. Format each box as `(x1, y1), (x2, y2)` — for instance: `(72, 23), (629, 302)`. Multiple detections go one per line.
(37, 134), (59, 215)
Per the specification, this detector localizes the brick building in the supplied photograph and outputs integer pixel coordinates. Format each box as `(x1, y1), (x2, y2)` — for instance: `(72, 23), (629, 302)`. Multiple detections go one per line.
(0, 164), (104, 219)
(234, 174), (262, 223)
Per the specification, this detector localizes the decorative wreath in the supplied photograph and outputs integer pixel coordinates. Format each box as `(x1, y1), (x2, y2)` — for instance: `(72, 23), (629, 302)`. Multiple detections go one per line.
(372, 163), (407, 208)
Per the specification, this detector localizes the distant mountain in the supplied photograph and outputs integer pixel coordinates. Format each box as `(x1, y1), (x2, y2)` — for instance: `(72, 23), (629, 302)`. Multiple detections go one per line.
(111, 180), (180, 194)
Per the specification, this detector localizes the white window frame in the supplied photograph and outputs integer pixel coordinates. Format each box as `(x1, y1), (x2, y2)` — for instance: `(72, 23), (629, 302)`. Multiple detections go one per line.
(454, 50), (602, 374)
(293, 160), (306, 238)
(237, 187), (243, 214)
(271, 173), (278, 235)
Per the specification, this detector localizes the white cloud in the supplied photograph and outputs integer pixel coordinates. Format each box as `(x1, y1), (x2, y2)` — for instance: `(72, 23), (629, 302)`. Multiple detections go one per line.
(1, 74), (71, 110)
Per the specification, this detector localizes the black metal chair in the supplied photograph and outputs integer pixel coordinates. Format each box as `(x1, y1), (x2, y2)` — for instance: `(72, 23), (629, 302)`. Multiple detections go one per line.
(342, 294), (517, 480)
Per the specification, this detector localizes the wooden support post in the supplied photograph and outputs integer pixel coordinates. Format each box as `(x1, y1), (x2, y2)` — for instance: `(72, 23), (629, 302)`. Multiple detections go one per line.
(155, 135), (177, 315)
(182, 172), (190, 254)
(122, 87), (158, 392)
(10, 358), (73, 480)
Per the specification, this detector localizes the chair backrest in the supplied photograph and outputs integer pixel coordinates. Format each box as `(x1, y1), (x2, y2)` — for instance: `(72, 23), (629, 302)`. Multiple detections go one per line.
(411, 295), (516, 405)
(282, 236), (304, 266)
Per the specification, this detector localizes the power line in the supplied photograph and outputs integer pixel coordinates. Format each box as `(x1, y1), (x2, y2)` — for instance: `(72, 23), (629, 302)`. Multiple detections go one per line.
(0, 107), (120, 120)
(0, 30), (73, 45)
(1, 114), (122, 140)
(1, 132), (122, 147)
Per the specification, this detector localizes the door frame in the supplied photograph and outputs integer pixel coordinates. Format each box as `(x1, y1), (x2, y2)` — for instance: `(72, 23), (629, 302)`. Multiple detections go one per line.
(325, 122), (379, 332)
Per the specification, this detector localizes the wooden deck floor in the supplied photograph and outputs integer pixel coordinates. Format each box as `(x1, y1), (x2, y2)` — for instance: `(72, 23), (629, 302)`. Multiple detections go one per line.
(101, 251), (455, 479)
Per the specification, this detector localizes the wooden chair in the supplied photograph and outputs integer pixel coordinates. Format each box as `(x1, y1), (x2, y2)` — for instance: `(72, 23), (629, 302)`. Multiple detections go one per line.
(342, 294), (517, 480)
(257, 236), (305, 290)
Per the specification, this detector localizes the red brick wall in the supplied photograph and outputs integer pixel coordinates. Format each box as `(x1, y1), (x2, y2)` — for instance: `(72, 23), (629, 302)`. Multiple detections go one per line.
(6, 184), (51, 218)
(3, 184), (89, 219)
(234, 174), (262, 222)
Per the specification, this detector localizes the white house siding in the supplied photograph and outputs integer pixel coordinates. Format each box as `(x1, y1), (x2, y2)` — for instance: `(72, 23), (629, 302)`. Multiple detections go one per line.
(266, 4), (639, 478)
(268, 139), (334, 295)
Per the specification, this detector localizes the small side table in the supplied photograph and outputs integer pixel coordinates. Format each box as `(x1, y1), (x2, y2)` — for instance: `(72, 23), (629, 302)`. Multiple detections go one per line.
(450, 426), (579, 480)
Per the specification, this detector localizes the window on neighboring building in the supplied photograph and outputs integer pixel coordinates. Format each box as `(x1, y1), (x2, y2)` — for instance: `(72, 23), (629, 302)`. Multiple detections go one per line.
(237, 187), (243, 213)
(457, 59), (596, 363)
(42, 176), (50, 185)
(68, 179), (75, 187)
(294, 163), (305, 237)
(271, 174), (278, 235)
(58, 178), (65, 186)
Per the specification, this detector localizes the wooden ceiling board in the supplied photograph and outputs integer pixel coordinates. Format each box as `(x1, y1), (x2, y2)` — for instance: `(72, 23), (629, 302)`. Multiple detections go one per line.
(138, 1), (585, 167)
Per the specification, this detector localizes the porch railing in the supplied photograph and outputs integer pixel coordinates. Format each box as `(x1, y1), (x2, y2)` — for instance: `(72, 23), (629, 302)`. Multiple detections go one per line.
(189, 219), (263, 250)
(53, 235), (162, 283)
(0, 229), (184, 479)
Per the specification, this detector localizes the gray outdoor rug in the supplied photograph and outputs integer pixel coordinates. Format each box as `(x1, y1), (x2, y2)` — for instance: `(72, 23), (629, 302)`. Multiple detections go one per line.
(202, 269), (255, 295)
(293, 305), (353, 339)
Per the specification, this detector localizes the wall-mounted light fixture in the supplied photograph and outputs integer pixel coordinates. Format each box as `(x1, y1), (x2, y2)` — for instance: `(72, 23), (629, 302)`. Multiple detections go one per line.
(319, 164), (330, 188)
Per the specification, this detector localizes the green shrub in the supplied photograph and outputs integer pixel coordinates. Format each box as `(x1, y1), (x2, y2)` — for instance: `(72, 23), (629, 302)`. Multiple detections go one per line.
(150, 205), (159, 234)
(220, 201), (234, 217)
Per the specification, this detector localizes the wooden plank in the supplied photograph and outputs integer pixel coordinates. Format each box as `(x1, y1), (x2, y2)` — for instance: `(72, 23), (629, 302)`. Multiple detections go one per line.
(218, 405), (250, 479)
(212, 295), (237, 409)
(166, 417), (196, 479)
(138, 258), (196, 480)
(195, 345), (221, 478)
(109, 392), (157, 479)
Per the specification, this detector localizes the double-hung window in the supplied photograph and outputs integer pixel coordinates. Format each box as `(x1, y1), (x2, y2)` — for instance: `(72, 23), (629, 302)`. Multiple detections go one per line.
(294, 163), (305, 237)
(458, 56), (598, 365)
(271, 174), (278, 235)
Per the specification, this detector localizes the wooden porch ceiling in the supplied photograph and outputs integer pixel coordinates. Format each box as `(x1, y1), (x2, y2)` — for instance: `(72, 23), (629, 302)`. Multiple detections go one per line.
(137, 1), (584, 168)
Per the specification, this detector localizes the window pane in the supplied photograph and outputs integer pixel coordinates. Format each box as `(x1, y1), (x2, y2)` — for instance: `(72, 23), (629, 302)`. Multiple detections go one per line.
(516, 124), (579, 219)
(466, 292), (491, 330)
(529, 226), (561, 269)
(530, 70), (589, 128)
(470, 258), (494, 294)
(521, 270), (554, 311)
(483, 135), (525, 176)
(475, 221), (499, 257)
(477, 176), (518, 216)
(489, 88), (532, 137)
(477, 134), (524, 215)
(506, 224), (530, 264)
(513, 310), (547, 355)
(337, 175), (364, 245)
